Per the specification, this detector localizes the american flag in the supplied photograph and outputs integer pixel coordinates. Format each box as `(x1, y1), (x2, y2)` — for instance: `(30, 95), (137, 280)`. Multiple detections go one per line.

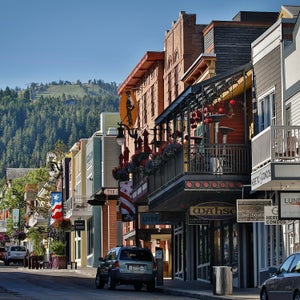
(119, 181), (135, 222)
(51, 192), (63, 219)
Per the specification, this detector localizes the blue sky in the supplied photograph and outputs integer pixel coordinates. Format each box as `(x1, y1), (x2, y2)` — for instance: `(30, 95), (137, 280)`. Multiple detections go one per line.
(0, 0), (299, 89)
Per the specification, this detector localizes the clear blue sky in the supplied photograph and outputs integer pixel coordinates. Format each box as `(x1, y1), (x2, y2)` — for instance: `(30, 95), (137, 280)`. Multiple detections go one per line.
(0, 0), (298, 89)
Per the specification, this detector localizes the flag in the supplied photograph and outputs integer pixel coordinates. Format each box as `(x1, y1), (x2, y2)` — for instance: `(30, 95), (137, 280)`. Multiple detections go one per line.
(51, 192), (63, 219)
(119, 181), (135, 222)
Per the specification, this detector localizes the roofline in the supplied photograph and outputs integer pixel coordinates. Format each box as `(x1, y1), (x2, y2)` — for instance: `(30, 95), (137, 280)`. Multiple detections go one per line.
(118, 51), (164, 95)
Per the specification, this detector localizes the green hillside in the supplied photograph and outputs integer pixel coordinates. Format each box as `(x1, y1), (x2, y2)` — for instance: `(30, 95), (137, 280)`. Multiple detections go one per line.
(0, 79), (120, 180)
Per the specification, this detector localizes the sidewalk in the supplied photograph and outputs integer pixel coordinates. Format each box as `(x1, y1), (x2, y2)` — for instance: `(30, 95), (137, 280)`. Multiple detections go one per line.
(74, 267), (260, 300)
(22, 266), (260, 300)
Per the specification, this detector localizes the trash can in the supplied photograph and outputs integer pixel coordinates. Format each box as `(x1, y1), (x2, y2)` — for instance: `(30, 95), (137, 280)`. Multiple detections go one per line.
(212, 266), (232, 295)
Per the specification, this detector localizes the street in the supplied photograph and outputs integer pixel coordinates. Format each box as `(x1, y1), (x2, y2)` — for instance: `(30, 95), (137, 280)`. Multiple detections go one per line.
(0, 264), (185, 300)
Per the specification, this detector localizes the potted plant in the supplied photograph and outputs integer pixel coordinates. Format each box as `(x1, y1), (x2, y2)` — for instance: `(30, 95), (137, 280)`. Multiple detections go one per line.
(27, 228), (46, 269)
(49, 240), (67, 269)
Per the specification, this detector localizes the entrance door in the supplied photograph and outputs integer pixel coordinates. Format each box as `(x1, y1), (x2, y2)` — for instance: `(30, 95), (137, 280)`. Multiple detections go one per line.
(195, 224), (211, 282)
(174, 223), (184, 279)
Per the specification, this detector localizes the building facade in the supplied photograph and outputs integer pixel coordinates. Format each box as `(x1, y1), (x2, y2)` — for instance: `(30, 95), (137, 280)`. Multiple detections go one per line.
(119, 9), (279, 287)
(251, 6), (300, 286)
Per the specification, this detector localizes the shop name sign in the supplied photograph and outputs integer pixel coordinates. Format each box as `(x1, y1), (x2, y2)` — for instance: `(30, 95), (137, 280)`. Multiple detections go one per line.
(190, 202), (236, 221)
(279, 192), (300, 219)
(264, 206), (288, 225)
(74, 220), (85, 231)
(251, 164), (271, 190)
(237, 199), (272, 222)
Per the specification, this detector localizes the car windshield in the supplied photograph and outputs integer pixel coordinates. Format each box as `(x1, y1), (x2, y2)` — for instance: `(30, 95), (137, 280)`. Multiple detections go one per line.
(120, 249), (152, 261)
(11, 246), (26, 251)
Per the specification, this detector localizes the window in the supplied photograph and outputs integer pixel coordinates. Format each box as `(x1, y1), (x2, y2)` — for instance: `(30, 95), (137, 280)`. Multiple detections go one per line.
(258, 88), (275, 131)
(290, 254), (300, 273)
(279, 254), (295, 274)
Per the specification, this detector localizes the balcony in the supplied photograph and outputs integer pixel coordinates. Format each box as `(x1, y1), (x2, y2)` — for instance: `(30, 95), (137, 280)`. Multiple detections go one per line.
(251, 126), (300, 191)
(64, 196), (93, 220)
(133, 143), (251, 211)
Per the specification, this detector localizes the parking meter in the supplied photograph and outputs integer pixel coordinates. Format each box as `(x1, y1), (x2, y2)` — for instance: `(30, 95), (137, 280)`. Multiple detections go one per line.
(155, 247), (164, 286)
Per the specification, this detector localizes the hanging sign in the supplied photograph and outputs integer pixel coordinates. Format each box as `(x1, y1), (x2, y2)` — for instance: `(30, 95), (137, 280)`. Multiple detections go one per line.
(264, 206), (288, 225)
(12, 208), (19, 229)
(119, 89), (138, 129)
(237, 199), (272, 222)
(74, 220), (85, 231)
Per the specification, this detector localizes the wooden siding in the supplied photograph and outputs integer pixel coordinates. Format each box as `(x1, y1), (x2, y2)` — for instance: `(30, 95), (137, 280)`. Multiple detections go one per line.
(253, 45), (282, 128)
(214, 26), (272, 74)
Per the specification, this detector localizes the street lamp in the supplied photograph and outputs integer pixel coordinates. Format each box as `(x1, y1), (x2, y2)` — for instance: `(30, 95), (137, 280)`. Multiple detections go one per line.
(115, 122), (140, 247)
(116, 122), (138, 150)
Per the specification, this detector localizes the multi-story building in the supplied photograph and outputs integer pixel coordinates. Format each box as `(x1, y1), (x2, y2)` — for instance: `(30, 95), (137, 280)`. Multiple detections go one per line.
(119, 9), (278, 287)
(250, 5), (300, 286)
(85, 112), (121, 267)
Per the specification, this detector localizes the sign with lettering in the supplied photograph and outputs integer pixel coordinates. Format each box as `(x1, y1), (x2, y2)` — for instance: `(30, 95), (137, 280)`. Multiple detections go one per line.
(190, 202), (235, 221)
(251, 164), (272, 190)
(237, 199), (272, 222)
(279, 192), (300, 219)
(264, 206), (288, 225)
(74, 220), (85, 231)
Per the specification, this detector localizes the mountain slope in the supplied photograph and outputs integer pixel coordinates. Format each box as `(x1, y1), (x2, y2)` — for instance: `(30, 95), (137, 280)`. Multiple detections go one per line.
(0, 80), (119, 179)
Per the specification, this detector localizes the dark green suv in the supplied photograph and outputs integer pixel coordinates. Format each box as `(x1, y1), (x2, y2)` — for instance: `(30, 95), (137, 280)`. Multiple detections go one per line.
(95, 246), (156, 291)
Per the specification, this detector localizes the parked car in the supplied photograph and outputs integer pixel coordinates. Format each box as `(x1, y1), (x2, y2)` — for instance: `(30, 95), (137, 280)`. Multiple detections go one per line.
(4, 245), (27, 266)
(0, 247), (6, 261)
(95, 246), (156, 291)
(260, 252), (300, 300)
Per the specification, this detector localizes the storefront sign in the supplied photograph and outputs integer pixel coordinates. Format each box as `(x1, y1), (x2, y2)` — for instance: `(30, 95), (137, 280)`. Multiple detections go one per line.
(237, 199), (272, 222)
(279, 192), (300, 219)
(251, 164), (272, 190)
(104, 188), (118, 196)
(74, 220), (85, 231)
(264, 205), (288, 225)
(12, 208), (19, 229)
(190, 202), (235, 221)
(119, 89), (138, 129)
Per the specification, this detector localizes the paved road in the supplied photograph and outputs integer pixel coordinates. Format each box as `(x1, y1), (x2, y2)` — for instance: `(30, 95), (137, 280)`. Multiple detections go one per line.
(0, 264), (185, 300)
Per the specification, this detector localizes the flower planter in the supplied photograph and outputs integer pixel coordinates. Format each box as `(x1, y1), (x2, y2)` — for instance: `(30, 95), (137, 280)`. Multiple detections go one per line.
(51, 255), (67, 269)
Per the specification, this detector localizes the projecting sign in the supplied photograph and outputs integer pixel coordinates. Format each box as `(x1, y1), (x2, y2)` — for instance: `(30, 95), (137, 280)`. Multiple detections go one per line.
(74, 220), (85, 231)
(237, 199), (272, 222)
(119, 89), (138, 129)
(279, 192), (300, 219)
(264, 206), (288, 225)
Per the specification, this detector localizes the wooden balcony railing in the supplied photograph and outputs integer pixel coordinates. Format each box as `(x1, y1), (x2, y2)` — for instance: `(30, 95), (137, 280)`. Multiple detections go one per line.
(133, 143), (251, 194)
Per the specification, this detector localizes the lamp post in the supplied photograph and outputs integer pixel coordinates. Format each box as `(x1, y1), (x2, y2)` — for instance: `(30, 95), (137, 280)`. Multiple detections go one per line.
(116, 122), (138, 151)
(115, 122), (140, 247)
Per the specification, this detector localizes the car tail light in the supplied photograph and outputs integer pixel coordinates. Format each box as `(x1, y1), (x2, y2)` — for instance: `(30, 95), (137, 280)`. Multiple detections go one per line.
(114, 260), (120, 268)
(153, 262), (157, 271)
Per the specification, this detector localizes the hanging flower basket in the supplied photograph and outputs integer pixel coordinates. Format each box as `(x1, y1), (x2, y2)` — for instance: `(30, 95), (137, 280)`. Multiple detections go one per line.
(131, 151), (149, 165)
(112, 165), (129, 181)
(12, 231), (27, 241)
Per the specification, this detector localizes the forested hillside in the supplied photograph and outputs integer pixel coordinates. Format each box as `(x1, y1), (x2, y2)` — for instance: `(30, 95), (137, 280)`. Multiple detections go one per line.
(0, 80), (119, 180)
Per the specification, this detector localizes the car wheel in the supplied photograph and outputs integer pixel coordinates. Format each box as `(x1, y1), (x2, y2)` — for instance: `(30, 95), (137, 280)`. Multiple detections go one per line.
(260, 288), (268, 300)
(107, 274), (116, 290)
(294, 291), (300, 300)
(134, 283), (143, 291)
(95, 272), (105, 289)
(146, 280), (155, 292)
